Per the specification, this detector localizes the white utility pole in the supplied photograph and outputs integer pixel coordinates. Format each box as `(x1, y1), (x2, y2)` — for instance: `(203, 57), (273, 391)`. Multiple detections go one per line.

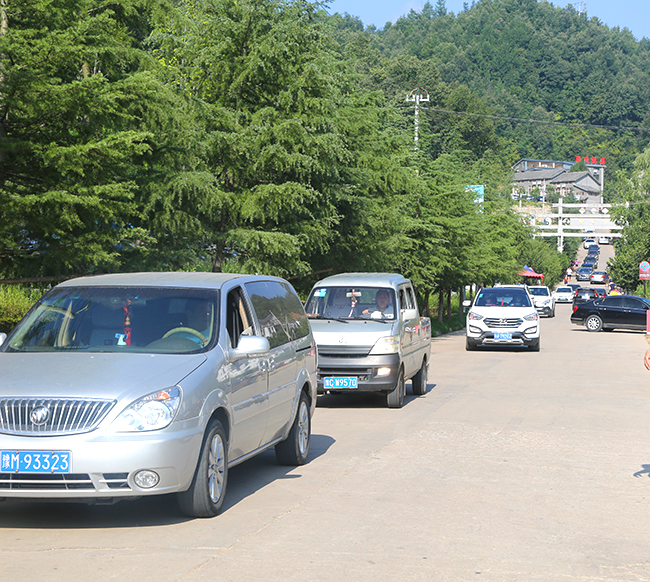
(406, 87), (429, 151)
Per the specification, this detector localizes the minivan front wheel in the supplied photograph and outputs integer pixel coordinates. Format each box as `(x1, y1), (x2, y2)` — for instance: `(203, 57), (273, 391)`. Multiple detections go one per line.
(276, 391), (311, 466)
(178, 419), (228, 518)
(387, 368), (405, 408)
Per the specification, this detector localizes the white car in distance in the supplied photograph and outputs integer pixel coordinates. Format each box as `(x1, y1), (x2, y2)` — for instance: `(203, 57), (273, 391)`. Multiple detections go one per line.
(553, 286), (575, 303)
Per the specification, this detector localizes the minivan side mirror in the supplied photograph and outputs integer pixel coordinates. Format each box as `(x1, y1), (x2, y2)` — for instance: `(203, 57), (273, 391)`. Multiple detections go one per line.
(228, 335), (270, 362)
(0, 332), (5, 346)
(401, 308), (418, 320)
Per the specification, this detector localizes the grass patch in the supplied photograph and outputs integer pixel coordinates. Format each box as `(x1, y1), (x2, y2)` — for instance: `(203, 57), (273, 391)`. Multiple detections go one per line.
(430, 312), (465, 336)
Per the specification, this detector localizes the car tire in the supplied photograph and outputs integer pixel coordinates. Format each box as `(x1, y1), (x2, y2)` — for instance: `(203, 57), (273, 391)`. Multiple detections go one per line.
(585, 314), (603, 332)
(530, 337), (541, 352)
(387, 368), (405, 408)
(275, 391), (311, 466)
(411, 359), (428, 396)
(178, 419), (228, 518)
(466, 338), (477, 351)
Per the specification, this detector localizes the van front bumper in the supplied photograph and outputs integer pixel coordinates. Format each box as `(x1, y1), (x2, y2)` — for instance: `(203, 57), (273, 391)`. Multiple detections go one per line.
(316, 353), (401, 393)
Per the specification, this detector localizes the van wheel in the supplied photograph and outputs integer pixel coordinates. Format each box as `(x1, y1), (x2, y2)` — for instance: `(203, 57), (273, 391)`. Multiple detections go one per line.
(387, 369), (405, 408)
(276, 392), (311, 465)
(411, 360), (428, 396)
(178, 419), (228, 518)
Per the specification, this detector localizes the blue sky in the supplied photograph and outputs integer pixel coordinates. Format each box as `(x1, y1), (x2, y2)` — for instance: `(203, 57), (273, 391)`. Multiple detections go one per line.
(326, 1), (650, 41)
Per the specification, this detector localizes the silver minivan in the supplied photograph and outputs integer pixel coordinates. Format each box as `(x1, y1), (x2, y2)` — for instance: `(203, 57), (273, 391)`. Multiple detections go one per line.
(0, 272), (317, 517)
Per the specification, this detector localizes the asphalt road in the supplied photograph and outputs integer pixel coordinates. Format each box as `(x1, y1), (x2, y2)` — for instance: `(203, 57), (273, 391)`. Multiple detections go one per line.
(3, 274), (650, 581)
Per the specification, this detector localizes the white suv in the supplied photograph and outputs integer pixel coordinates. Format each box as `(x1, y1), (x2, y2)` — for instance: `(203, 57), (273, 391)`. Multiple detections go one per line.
(528, 285), (555, 317)
(465, 286), (540, 351)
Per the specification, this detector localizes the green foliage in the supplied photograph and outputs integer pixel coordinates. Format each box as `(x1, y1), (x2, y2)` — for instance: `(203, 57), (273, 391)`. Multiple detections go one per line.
(0, 285), (44, 333)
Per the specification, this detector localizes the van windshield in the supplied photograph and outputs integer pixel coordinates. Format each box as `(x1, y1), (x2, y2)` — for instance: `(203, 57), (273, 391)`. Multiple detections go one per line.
(5, 287), (219, 354)
(305, 287), (397, 321)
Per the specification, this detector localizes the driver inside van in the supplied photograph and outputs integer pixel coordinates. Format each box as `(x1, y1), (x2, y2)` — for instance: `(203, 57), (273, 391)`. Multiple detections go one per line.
(362, 289), (394, 319)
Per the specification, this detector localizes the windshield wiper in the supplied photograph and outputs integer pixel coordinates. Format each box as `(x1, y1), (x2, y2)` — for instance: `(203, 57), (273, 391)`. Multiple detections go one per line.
(308, 315), (349, 324)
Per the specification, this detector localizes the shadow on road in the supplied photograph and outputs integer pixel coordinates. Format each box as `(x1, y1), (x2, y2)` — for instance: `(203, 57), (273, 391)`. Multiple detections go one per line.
(0, 434), (335, 529)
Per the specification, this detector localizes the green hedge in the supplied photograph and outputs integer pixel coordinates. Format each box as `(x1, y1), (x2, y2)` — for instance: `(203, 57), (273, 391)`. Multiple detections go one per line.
(0, 286), (44, 334)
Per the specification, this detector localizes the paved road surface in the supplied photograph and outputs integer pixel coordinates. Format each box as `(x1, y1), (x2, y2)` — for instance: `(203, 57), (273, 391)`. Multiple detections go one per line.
(2, 293), (650, 581)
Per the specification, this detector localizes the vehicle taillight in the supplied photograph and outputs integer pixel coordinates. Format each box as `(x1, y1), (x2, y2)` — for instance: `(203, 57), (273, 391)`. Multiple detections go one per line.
(572, 304), (579, 314)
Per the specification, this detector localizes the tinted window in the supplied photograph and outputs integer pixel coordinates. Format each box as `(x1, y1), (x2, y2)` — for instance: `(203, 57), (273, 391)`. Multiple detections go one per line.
(624, 297), (650, 310)
(601, 296), (624, 307)
(246, 281), (309, 348)
(474, 289), (531, 308)
(528, 287), (549, 296)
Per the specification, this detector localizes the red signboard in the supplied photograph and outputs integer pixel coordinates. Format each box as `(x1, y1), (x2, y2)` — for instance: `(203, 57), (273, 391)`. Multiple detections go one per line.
(640, 261), (650, 280)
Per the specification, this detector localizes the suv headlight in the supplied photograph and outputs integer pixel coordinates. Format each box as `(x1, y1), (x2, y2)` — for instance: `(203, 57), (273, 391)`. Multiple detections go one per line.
(369, 335), (400, 355)
(468, 311), (484, 321)
(112, 387), (181, 432)
(524, 313), (539, 321)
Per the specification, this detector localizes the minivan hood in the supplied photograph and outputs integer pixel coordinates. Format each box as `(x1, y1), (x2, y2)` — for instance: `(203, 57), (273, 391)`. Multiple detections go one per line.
(0, 352), (207, 400)
(309, 318), (396, 348)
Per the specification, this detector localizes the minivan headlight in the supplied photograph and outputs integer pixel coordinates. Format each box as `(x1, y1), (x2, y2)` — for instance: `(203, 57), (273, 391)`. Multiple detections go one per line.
(369, 335), (400, 355)
(112, 388), (181, 432)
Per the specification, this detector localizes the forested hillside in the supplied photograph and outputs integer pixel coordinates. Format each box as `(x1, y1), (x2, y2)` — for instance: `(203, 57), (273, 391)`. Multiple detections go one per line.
(5, 0), (648, 303)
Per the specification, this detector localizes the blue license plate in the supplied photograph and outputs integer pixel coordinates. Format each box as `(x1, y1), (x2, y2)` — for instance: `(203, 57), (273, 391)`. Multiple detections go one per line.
(494, 332), (513, 340)
(1, 451), (71, 474)
(324, 377), (358, 389)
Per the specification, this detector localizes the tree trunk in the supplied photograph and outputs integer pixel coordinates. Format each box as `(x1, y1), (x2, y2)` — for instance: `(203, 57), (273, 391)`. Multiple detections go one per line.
(422, 289), (430, 317)
(438, 289), (444, 323)
(446, 289), (452, 317)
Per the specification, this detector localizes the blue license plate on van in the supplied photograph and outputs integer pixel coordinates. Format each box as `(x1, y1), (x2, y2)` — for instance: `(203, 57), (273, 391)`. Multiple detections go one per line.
(494, 332), (513, 340)
(324, 377), (358, 389)
(1, 451), (71, 474)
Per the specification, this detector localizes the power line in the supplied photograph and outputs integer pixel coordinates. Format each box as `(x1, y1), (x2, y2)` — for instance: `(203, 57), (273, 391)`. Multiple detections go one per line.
(418, 106), (650, 133)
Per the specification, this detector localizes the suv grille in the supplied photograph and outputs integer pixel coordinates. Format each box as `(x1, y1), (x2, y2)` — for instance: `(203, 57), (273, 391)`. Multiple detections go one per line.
(484, 318), (523, 328)
(0, 398), (115, 436)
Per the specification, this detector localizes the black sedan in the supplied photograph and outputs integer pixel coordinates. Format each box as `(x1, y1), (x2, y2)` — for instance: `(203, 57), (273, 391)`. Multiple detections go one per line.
(571, 294), (650, 332)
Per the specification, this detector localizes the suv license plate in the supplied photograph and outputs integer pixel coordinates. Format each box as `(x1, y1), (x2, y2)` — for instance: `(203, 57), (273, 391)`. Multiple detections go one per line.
(494, 332), (513, 340)
(1, 451), (71, 474)
(324, 377), (358, 389)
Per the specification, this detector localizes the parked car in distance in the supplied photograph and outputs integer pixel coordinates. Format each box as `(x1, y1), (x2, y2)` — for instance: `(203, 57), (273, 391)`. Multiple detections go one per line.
(583, 238), (597, 249)
(582, 257), (598, 270)
(464, 286), (540, 351)
(598, 235), (611, 245)
(576, 267), (594, 282)
(528, 285), (555, 317)
(571, 294), (650, 332)
(573, 287), (600, 305)
(590, 271), (610, 285)
(0, 272), (317, 517)
(553, 286), (575, 303)
(586, 246), (600, 257)
(595, 287), (607, 297)
(567, 283), (581, 293)
(304, 273), (431, 408)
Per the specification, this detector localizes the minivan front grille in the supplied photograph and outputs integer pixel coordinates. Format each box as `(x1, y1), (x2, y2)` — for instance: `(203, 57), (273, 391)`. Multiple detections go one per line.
(484, 318), (523, 328)
(0, 473), (95, 490)
(0, 398), (115, 436)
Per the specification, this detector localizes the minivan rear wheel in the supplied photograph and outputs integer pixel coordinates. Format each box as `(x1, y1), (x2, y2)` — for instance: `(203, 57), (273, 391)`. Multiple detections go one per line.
(178, 419), (228, 518)
(276, 391), (311, 466)
(411, 359), (428, 396)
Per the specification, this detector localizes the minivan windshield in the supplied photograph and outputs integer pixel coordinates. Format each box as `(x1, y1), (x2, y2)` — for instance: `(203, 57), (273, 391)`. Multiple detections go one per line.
(5, 287), (219, 354)
(305, 286), (397, 321)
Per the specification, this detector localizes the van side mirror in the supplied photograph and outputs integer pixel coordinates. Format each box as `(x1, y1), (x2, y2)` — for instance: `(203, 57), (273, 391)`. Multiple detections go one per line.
(228, 335), (270, 362)
(401, 308), (418, 320)
(0, 333), (5, 346)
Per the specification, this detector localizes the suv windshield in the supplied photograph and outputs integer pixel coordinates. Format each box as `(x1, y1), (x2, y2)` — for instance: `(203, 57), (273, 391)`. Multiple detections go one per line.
(5, 286), (219, 354)
(305, 286), (397, 320)
(474, 289), (532, 308)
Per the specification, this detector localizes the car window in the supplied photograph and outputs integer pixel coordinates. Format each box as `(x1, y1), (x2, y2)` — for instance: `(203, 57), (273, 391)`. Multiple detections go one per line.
(226, 287), (255, 348)
(474, 289), (531, 308)
(601, 296), (624, 307)
(528, 288), (549, 296)
(623, 297), (650, 310)
(5, 286), (219, 353)
(556, 287), (572, 293)
(245, 281), (310, 348)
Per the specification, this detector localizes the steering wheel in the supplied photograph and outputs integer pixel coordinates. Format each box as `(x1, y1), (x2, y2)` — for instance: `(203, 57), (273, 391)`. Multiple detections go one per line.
(162, 327), (207, 344)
